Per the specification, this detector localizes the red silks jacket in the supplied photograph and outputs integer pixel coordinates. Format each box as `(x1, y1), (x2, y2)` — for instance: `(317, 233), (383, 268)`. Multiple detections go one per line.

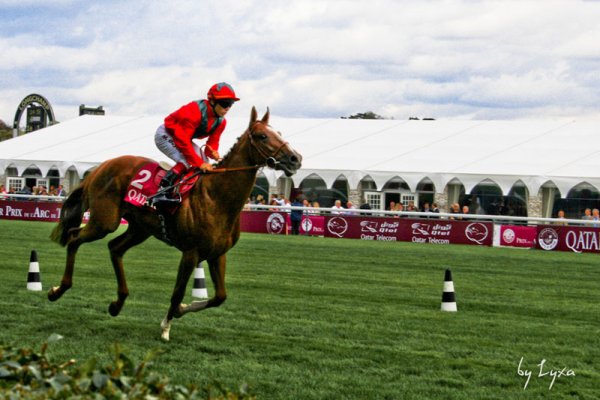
(164, 99), (226, 168)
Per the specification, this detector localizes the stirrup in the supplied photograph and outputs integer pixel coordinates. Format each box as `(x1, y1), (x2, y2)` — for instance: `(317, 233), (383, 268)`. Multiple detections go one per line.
(151, 190), (181, 206)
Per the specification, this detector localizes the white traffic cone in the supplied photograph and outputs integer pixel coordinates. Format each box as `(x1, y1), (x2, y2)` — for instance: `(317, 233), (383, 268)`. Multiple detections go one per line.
(441, 269), (457, 312)
(27, 250), (42, 291)
(192, 262), (208, 298)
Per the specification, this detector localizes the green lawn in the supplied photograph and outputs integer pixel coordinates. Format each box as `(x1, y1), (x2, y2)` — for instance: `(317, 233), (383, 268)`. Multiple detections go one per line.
(0, 219), (598, 399)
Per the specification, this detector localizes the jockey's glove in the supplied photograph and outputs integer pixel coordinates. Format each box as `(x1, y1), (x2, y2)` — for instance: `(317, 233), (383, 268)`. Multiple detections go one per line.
(200, 163), (214, 172)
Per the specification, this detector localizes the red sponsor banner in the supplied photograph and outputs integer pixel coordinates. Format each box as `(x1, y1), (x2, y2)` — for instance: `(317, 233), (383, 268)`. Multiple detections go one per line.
(499, 225), (537, 248)
(285, 214), (326, 235)
(301, 215), (325, 235)
(0, 200), (63, 222)
(239, 211), (287, 234)
(323, 215), (493, 246)
(537, 224), (600, 253)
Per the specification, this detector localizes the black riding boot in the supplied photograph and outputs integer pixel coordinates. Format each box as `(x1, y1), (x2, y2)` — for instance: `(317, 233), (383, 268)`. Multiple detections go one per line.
(151, 170), (180, 205)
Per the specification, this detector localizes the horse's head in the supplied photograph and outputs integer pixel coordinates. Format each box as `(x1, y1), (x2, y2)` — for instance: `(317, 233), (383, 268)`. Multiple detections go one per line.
(247, 107), (302, 177)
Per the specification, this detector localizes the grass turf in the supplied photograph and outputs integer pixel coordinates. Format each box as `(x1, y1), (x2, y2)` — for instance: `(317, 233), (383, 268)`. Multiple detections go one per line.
(0, 219), (598, 399)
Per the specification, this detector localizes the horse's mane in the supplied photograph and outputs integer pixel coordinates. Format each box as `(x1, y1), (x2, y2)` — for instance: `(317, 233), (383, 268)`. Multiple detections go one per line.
(214, 129), (249, 168)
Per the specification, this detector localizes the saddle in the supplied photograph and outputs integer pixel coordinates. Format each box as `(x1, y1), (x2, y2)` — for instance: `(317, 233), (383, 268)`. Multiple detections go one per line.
(124, 162), (201, 211)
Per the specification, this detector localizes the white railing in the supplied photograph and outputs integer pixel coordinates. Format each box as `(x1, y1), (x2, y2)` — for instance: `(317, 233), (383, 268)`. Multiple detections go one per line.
(0, 193), (66, 202)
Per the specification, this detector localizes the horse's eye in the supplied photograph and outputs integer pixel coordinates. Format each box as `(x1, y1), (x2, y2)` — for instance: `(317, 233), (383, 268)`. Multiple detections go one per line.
(258, 133), (268, 141)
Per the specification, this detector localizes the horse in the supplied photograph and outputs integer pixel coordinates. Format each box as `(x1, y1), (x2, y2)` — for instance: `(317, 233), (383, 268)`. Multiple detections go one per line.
(48, 107), (302, 341)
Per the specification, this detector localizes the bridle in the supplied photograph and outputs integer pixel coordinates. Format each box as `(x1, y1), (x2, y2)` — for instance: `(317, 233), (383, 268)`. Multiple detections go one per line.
(247, 121), (290, 169)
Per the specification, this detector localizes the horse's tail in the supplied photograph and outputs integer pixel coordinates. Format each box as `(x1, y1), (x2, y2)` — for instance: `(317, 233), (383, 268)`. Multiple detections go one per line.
(50, 186), (87, 246)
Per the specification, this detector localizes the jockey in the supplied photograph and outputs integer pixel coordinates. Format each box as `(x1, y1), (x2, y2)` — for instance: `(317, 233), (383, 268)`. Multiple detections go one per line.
(152, 82), (240, 205)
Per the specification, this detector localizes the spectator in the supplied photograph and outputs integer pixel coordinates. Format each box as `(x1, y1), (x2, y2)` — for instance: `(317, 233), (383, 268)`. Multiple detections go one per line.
(593, 208), (600, 227)
(421, 202), (431, 219)
(460, 205), (470, 220)
(582, 208), (593, 220)
(344, 201), (358, 215)
(271, 193), (285, 207)
(331, 200), (344, 215)
(56, 184), (66, 198)
(393, 202), (404, 218)
(388, 201), (396, 211)
(282, 197), (291, 213)
(421, 202), (431, 213)
(555, 209), (568, 226)
(269, 194), (284, 211)
(290, 196), (303, 235)
(431, 202), (440, 213)
(0, 184), (6, 200)
(310, 201), (321, 215)
(406, 200), (417, 212)
(449, 203), (460, 219)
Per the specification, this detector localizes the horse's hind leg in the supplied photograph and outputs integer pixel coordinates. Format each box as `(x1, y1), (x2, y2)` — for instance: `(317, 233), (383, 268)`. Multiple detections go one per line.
(107, 223), (151, 316)
(48, 221), (111, 301)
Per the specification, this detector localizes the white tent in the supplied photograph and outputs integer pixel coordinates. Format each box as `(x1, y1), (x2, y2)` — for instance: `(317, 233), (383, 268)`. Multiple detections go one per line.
(1, 114), (599, 198)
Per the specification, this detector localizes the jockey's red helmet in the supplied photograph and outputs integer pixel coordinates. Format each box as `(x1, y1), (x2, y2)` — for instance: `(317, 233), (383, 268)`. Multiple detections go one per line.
(207, 82), (240, 101)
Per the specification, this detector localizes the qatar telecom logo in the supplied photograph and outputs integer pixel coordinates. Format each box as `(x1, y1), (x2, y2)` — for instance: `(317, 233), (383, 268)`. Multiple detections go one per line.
(327, 217), (348, 237)
(465, 223), (489, 244)
(538, 227), (559, 250)
(266, 213), (286, 234)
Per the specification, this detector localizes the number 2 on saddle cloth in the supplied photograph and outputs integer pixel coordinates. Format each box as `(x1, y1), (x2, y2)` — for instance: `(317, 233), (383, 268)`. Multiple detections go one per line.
(124, 162), (200, 211)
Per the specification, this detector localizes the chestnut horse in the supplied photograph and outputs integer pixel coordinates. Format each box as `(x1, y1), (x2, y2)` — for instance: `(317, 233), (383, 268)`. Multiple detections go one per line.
(48, 107), (302, 340)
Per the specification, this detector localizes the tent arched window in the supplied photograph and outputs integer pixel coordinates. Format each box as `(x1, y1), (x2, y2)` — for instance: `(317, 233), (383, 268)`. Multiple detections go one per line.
(299, 175), (348, 207)
(460, 180), (528, 217)
(553, 183), (600, 219)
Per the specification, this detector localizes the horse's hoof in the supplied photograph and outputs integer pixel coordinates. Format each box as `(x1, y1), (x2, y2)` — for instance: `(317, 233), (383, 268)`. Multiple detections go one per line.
(160, 318), (171, 341)
(47, 286), (62, 302)
(108, 301), (122, 317)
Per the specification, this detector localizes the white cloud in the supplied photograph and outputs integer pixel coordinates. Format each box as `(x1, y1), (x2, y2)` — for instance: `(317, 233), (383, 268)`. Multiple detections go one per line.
(1, 0), (600, 125)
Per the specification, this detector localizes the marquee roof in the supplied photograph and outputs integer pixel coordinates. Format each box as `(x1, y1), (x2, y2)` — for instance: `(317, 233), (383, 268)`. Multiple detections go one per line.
(1, 114), (598, 197)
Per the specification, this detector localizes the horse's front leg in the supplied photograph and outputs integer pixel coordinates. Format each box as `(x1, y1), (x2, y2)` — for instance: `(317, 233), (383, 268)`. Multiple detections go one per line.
(178, 254), (227, 316)
(161, 250), (197, 341)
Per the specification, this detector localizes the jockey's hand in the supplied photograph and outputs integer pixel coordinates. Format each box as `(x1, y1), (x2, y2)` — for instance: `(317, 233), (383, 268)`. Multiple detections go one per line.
(199, 162), (214, 172)
(209, 150), (221, 161)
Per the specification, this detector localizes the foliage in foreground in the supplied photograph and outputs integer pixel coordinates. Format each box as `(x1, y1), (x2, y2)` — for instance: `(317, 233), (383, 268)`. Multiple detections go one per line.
(0, 334), (255, 400)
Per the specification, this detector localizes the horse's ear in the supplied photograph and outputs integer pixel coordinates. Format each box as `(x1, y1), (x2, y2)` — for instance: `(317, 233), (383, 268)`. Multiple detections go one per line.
(262, 107), (270, 124)
(249, 106), (258, 129)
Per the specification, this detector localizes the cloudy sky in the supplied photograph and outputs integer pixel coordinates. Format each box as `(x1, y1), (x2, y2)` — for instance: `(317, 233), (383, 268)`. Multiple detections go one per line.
(1, 0), (599, 125)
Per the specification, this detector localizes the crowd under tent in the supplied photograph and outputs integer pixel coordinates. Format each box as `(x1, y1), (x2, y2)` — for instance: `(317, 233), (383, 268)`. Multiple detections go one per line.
(1, 113), (599, 219)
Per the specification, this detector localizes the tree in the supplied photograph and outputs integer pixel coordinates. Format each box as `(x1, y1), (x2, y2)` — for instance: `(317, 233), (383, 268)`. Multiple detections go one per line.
(341, 111), (387, 120)
(0, 119), (12, 142)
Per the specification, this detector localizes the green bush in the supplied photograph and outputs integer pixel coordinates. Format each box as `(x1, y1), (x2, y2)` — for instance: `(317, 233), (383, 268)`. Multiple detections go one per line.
(0, 334), (255, 399)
